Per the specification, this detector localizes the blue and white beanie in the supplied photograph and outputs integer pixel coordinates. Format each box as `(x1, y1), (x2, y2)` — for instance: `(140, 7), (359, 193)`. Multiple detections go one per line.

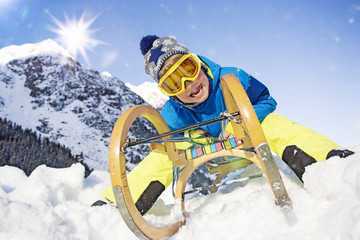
(140, 35), (191, 82)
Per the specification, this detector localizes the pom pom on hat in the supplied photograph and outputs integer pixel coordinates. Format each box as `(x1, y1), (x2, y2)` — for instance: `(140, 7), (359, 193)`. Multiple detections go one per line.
(140, 35), (159, 55)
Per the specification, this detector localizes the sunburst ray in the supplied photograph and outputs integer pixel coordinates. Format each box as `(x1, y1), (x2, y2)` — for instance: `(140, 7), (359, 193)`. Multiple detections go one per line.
(46, 10), (105, 65)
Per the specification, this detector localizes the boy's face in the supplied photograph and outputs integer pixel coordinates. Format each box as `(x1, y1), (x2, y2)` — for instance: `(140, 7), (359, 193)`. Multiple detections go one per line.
(176, 69), (210, 105)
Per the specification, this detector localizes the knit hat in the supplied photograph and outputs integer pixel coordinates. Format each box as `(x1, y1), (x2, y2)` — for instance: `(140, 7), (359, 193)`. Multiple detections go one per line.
(140, 35), (191, 82)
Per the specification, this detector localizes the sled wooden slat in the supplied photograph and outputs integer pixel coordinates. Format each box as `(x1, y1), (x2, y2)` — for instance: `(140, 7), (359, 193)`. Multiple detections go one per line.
(109, 105), (182, 240)
(220, 74), (292, 208)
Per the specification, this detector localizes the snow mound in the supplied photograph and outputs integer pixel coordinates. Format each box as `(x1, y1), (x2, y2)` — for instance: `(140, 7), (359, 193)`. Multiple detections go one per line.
(0, 147), (359, 239)
(0, 164), (126, 239)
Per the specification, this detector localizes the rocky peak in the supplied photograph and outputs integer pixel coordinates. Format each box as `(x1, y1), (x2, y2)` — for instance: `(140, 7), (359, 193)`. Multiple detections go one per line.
(0, 40), (156, 170)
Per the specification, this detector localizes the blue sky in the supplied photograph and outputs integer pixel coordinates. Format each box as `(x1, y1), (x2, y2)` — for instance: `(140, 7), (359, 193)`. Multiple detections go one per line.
(0, 0), (359, 147)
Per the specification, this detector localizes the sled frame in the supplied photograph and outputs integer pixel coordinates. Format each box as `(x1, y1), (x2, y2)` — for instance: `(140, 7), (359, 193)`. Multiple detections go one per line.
(109, 73), (292, 240)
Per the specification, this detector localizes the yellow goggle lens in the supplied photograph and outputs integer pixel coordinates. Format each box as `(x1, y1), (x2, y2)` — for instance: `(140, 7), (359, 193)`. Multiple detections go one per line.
(158, 54), (201, 96)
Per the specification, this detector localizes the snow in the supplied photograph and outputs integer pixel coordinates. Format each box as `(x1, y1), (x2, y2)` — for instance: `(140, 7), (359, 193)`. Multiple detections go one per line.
(0, 39), (72, 65)
(125, 81), (169, 109)
(0, 147), (359, 240)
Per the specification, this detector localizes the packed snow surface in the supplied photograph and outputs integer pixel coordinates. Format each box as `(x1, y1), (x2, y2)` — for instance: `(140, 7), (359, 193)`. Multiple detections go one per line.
(1, 146), (359, 240)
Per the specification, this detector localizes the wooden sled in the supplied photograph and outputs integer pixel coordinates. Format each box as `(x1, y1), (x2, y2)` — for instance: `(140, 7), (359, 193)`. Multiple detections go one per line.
(109, 73), (292, 240)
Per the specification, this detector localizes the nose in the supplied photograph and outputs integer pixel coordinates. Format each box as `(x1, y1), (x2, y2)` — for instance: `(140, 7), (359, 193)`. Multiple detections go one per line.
(184, 80), (193, 88)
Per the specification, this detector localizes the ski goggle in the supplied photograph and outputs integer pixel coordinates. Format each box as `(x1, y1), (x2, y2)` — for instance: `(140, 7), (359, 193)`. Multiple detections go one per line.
(158, 53), (201, 96)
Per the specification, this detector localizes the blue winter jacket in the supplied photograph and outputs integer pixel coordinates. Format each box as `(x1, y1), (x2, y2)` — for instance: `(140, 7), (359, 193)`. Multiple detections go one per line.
(160, 56), (277, 138)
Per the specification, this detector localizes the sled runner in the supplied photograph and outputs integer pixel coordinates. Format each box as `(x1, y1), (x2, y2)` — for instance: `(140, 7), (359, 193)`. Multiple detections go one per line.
(109, 73), (292, 240)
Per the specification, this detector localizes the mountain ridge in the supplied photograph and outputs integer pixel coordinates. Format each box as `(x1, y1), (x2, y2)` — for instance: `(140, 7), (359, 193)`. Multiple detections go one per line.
(0, 39), (155, 171)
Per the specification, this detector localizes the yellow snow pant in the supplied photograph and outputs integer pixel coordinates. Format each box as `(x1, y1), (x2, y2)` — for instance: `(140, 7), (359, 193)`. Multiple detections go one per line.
(261, 113), (339, 162)
(101, 113), (340, 204)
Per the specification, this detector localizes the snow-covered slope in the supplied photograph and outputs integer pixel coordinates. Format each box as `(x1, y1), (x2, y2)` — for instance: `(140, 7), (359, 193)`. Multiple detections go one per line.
(0, 147), (359, 239)
(0, 40), (156, 171)
(125, 81), (169, 109)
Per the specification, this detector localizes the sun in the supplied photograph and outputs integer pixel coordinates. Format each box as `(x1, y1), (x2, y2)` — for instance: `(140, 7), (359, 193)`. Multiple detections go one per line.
(46, 10), (105, 65)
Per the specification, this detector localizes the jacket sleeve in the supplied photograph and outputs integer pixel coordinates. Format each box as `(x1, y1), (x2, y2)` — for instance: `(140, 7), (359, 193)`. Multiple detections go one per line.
(221, 68), (277, 123)
(245, 74), (277, 123)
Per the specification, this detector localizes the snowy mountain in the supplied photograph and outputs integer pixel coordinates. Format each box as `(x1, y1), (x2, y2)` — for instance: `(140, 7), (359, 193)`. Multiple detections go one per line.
(0, 39), (156, 171)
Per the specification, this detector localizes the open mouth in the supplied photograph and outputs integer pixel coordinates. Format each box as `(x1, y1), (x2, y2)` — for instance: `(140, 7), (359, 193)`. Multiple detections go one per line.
(189, 84), (203, 98)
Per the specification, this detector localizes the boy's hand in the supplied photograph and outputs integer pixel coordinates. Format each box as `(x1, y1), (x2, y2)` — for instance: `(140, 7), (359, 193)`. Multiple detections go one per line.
(219, 131), (234, 141)
(194, 129), (207, 135)
(194, 129), (212, 142)
(192, 129), (234, 142)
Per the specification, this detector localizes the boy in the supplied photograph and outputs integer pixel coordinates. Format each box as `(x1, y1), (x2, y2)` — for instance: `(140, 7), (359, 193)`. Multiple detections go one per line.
(100, 35), (353, 214)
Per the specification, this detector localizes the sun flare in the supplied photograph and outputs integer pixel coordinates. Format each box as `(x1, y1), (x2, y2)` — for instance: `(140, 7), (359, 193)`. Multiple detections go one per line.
(46, 10), (105, 65)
